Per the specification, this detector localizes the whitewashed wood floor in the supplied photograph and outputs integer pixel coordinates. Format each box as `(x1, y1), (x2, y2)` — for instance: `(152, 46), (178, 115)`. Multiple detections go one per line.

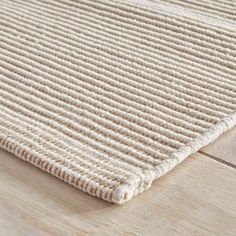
(0, 126), (236, 236)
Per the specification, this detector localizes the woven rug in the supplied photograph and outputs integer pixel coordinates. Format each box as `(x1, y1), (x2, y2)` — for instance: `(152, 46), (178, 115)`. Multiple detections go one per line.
(0, 0), (235, 204)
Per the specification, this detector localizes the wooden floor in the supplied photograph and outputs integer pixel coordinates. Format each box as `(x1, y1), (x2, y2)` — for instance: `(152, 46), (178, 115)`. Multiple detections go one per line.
(1, 127), (236, 236)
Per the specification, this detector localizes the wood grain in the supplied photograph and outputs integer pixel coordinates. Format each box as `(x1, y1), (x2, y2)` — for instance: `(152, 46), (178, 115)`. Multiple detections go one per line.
(0, 149), (235, 236)
(201, 127), (236, 166)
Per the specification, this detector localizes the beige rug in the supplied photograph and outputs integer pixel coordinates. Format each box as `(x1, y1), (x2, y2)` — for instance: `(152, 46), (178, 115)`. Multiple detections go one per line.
(0, 0), (235, 204)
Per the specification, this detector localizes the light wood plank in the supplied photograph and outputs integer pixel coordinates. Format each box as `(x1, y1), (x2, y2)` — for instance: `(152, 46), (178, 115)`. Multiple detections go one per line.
(201, 126), (236, 166)
(0, 149), (235, 236)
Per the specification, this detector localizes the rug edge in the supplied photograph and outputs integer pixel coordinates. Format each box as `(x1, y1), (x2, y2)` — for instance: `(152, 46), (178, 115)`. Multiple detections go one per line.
(1, 112), (236, 204)
(113, 111), (236, 204)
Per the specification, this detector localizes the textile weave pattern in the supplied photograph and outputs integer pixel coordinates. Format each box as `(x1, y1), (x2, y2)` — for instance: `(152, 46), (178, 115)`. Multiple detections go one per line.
(0, 0), (235, 204)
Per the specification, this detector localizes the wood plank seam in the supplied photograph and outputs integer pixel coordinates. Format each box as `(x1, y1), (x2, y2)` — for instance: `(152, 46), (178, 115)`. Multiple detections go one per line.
(198, 150), (236, 169)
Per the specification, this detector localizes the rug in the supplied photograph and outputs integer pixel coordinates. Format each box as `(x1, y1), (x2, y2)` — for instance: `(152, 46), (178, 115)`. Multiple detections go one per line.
(0, 0), (235, 204)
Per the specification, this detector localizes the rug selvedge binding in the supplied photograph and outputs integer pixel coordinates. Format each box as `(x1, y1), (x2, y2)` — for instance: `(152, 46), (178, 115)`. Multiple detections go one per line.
(1, 112), (236, 204)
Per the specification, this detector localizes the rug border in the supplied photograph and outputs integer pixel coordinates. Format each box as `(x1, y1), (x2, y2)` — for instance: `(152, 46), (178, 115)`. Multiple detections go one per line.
(111, 111), (236, 204)
(1, 112), (236, 204)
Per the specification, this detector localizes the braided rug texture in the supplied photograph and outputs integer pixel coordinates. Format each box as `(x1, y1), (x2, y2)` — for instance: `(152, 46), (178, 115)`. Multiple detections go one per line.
(0, 0), (236, 204)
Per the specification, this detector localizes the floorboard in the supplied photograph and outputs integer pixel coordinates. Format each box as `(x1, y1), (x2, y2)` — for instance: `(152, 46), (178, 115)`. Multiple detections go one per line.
(201, 127), (236, 166)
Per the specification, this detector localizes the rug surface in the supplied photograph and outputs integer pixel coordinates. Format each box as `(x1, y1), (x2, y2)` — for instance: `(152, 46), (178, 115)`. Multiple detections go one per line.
(0, 0), (235, 204)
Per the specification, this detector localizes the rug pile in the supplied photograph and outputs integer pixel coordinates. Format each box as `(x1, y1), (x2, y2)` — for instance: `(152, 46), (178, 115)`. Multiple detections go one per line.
(0, 0), (235, 203)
